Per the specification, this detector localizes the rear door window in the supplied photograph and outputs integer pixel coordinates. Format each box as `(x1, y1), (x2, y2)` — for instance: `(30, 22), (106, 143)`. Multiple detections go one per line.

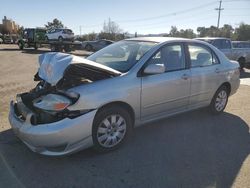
(188, 45), (218, 67)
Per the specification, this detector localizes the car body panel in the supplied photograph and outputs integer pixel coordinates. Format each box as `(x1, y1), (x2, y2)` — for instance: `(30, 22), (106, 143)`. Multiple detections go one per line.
(9, 101), (96, 156)
(82, 39), (114, 51)
(46, 29), (74, 41)
(141, 69), (191, 121)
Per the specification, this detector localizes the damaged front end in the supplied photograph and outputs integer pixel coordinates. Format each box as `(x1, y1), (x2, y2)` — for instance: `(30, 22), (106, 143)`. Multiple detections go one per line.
(13, 52), (121, 125)
(15, 85), (81, 125)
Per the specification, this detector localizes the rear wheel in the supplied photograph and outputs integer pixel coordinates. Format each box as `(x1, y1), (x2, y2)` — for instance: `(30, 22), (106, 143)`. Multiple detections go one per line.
(92, 106), (132, 152)
(64, 45), (71, 52)
(58, 36), (63, 42)
(85, 44), (92, 51)
(209, 86), (229, 114)
(238, 58), (245, 70)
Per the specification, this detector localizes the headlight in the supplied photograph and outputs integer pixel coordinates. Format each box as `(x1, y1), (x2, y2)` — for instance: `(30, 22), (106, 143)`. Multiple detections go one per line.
(33, 94), (72, 112)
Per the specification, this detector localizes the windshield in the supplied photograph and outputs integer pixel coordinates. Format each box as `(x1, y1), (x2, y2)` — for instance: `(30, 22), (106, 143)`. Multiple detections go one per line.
(87, 40), (157, 72)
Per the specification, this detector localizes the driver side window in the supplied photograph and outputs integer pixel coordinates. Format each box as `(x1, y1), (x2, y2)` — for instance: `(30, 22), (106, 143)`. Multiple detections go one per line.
(147, 44), (185, 72)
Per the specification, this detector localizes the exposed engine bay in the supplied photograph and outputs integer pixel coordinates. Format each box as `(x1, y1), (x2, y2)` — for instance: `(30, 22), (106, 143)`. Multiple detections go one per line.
(14, 52), (121, 125)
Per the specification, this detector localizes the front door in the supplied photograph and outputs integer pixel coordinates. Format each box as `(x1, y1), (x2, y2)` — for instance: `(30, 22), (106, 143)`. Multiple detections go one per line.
(141, 43), (191, 121)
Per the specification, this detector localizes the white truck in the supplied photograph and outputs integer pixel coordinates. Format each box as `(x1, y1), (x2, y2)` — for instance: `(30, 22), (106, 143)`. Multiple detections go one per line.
(196, 37), (250, 69)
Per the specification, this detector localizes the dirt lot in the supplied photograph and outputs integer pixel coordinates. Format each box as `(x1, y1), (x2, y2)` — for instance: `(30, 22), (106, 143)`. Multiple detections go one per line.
(0, 44), (250, 188)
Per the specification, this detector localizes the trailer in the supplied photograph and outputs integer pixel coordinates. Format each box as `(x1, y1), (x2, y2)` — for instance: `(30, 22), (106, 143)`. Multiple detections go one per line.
(17, 28), (82, 52)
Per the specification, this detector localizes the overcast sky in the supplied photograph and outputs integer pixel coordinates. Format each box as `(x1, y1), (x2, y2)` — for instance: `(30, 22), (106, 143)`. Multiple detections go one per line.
(0, 0), (249, 34)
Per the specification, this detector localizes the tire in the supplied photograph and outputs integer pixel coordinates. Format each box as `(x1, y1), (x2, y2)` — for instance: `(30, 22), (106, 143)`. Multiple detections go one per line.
(85, 44), (92, 51)
(64, 45), (71, 52)
(209, 86), (229, 115)
(92, 106), (132, 152)
(58, 36), (63, 42)
(238, 58), (245, 70)
(18, 42), (24, 50)
(34, 43), (38, 50)
(51, 45), (60, 52)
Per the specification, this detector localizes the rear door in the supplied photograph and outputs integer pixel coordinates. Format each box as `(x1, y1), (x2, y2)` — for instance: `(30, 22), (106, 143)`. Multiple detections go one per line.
(141, 43), (191, 121)
(187, 43), (222, 108)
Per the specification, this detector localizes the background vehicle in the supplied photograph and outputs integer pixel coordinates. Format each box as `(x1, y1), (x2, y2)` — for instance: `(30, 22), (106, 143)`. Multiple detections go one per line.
(0, 33), (3, 44)
(232, 41), (250, 49)
(82, 39), (113, 51)
(17, 28), (80, 52)
(9, 37), (240, 156)
(3, 35), (14, 44)
(17, 28), (47, 49)
(45, 28), (74, 42)
(196, 37), (250, 68)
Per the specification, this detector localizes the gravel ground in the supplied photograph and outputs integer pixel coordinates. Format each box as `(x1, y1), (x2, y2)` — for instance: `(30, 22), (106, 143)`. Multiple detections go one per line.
(0, 44), (249, 188)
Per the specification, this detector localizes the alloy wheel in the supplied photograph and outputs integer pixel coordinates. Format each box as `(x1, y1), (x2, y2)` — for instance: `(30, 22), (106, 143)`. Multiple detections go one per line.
(215, 90), (227, 112)
(97, 114), (127, 148)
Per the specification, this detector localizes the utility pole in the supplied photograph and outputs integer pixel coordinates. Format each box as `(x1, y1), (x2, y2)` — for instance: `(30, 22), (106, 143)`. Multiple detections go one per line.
(215, 0), (224, 28)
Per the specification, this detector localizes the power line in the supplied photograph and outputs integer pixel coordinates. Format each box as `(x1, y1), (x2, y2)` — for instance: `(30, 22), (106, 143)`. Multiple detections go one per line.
(77, 1), (218, 29)
(115, 1), (217, 23)
(223, 0), (250, 2)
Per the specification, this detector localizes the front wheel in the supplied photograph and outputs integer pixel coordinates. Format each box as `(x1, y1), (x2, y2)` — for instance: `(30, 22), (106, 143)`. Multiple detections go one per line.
(85, 44), (92, 51)
(209, 86), (229, 114)
(34, 43), (38, 50)
(18, 42), (24, 50)
(92, 106), (132, 152)
(58, 36), (63, 42)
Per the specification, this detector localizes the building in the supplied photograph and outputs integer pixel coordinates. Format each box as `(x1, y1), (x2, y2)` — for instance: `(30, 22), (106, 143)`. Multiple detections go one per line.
(0, 16), (20, 34)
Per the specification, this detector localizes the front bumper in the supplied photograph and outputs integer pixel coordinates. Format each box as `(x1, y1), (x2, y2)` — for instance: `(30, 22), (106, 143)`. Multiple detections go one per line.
(9, 101), (97, 156)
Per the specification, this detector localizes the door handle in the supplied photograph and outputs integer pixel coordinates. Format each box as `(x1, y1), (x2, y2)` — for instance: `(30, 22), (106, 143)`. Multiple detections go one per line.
(215, 68), (220, 73)
(181, 74), (189, 80)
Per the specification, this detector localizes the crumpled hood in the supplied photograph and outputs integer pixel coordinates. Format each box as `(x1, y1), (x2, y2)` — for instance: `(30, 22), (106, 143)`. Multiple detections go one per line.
(38, 52), (121, 86)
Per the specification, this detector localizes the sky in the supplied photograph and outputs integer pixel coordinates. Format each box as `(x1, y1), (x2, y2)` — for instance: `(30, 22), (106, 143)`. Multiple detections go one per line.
(0, 0), (249, 35)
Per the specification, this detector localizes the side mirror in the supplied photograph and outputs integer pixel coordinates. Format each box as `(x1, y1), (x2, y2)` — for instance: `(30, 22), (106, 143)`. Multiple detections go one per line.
(143, 64), (165, 75)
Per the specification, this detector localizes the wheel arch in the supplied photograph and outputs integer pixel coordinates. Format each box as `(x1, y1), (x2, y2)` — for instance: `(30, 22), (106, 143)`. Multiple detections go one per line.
(238, 56), (246, 62)
(96, 101), (135, 127)
(219, 82), (231, 95)
(238, 56), (246, 69)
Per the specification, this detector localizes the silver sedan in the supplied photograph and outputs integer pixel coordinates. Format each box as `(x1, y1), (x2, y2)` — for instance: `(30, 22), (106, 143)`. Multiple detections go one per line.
(9, 37), (240, 156)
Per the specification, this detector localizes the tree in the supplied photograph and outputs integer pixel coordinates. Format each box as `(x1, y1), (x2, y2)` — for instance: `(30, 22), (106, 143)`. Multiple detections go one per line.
(45, 18), (64, 30)
(168, 26), (179, 37)
(103, 18), (122, 34)
(220, 24), (234, 38)
(179, 29), (196, 38)
(17, 26), (24, 35)
(197, 27), (206, 37)
(167, 26), (196, 38)
(100, 18), (124, 40)
(234, 23), (250, 41)
(197, 25), (233, 38)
